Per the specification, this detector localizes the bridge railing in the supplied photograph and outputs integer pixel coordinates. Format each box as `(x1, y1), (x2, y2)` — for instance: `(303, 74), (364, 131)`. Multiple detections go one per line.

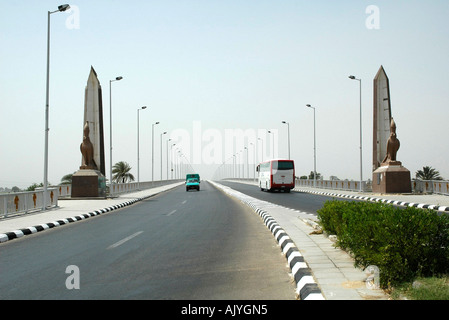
(0, 179), (183, 219)
(108, 179), (183, 195)
(57, 184), (72, 197)
(295, 179), (370, 192)
(227, 178), (370, 192)
(228, 177), (449, 196)
(413, 179), (449, 195)
(0, 188), (59, 218)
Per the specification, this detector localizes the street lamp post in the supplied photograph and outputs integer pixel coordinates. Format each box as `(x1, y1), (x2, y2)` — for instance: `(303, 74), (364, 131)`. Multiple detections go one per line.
(43, 4), (71, 210)
(170, 143), (176, 179)
(173, 149), (177, 179)
(250, 142), (256, 181)
(177, 150), (182, 179)
(306, 104), (316, 188)
(349, 75), (363, 192)
(137, 106), (147, 189)
(166, 138), (171, 180)
(233, 154), (236, 178)
(160, 131), (167, 180)
(258, 137), (264, 163)
(239, 150), (243, 179)
(267, 130), (274, 159)
(236, 153), (238, 179)
(244, 146), (249, 179)
(109, 76), (123, 196)
(152, 121), (160, 185)
(282, 121), (290, 160)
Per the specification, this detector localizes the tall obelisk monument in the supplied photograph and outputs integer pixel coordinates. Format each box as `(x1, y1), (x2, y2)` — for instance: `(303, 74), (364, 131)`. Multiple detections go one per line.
(83, 66), (105, 176)
(71, 67), (106, 197)
(372, 66), (411, 193)
(373, 65), (392, 171)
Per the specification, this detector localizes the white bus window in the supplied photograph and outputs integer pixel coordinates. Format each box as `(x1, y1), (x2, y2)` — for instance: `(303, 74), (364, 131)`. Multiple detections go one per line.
(273, 161), (294, 170)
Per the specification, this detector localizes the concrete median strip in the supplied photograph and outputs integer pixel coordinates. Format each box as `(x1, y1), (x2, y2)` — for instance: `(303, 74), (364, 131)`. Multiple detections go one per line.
(210, 181), (325, 300)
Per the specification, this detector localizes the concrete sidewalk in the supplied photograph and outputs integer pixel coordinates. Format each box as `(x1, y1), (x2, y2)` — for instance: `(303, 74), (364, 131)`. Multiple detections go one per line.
(0, 182), (184, 242)
(211, 181), (390, 300)
(218, 180), (448, 300)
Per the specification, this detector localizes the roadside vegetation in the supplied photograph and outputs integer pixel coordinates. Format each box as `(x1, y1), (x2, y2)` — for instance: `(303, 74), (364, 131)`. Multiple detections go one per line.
(415, 166), (444, 180)
(390, 275), (449, 300)
(112, 161), (135, 183)
(317, 200), (449, 300)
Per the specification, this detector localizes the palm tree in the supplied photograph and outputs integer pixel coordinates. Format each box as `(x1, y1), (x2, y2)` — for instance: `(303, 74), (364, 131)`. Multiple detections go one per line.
(415, 166), (443, 180)
(112, 161), (135, 183)
(26, 182), (44, 191)
(61, 172), (75, 185)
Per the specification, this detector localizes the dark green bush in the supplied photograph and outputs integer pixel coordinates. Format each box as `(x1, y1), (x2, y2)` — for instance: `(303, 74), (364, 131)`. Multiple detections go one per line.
(317, 200), (449, 288)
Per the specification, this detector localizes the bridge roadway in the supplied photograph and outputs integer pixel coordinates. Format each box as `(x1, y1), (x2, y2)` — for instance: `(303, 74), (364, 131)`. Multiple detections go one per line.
(218, 180), (339, 214)
(0, 181), (297, 300)
(2, 177), (445, 303)
(0, 179), (399, 301)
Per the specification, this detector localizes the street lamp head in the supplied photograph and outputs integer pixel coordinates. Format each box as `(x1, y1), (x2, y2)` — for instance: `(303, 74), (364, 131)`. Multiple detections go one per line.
(282, 121), (287, 124)
(155, 121), (160, 125)
(306, 104), (311, 108)
(58, 4), (70, 12)
(163, 131), (167, 134)
(116, 76), (123, 81)
(349, 75), (356, 80)
(141, 106), (147, 110)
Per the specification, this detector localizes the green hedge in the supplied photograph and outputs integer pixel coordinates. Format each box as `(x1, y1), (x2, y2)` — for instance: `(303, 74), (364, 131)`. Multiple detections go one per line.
(317, 200), (449, 288)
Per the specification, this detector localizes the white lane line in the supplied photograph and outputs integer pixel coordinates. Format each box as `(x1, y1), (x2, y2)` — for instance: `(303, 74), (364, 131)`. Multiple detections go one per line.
(166, 210), (177, 216)
(107, 231), (143, 249)
(182, 200), (187, 204)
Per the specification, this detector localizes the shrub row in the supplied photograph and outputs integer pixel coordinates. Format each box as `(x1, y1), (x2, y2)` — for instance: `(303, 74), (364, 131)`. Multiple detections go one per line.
(317, 200), (449, 288)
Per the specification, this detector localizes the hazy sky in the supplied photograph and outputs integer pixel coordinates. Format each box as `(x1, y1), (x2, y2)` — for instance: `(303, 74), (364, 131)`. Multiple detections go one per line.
(1, 0), (448, 188)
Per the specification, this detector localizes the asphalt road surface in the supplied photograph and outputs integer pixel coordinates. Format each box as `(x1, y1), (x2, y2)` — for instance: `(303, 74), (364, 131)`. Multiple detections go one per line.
(218, 180), (338, 214)
(0, 181), (296, 300)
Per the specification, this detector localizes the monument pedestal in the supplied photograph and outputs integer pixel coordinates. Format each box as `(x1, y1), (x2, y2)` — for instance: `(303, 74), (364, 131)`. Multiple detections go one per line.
(372, 162), (411, 194)
(71, 169), (106, 198)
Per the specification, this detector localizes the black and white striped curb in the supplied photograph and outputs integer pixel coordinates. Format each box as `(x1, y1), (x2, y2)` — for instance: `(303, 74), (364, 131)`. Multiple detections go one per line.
(252, 206), (325, 300)
(210, 181), (325, 300)
(294, 188), (449, 212)
(0, 194), (157, 244)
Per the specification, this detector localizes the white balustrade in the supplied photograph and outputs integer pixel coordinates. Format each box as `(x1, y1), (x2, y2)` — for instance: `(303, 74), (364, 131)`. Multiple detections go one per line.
(0, 188), (58, 218)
